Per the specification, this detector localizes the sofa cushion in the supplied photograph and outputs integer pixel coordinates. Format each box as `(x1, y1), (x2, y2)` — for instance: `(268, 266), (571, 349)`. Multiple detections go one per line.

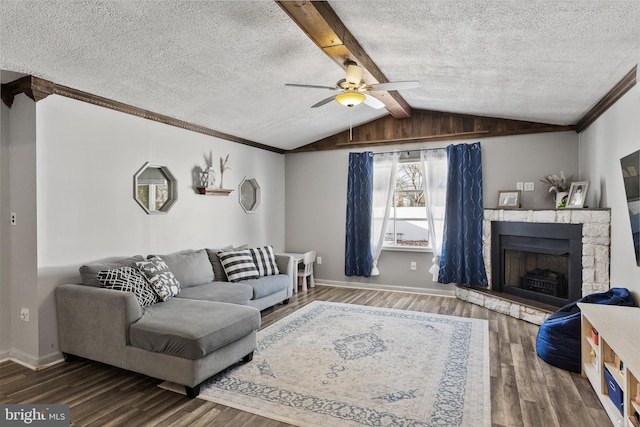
(151, 249), (213, 288)
(135, 257), (181, 301)
(129, 298), (260, 360)
(206, 246), (232, 281)
(218, 250), (260, 282)
(248, 246), (280, 276)
(206, 245), (246, 282)
(97, 267), (159, 307)
(80, 255), (145, 287)
(243, 274), (290, 299)
(176, 282), (253, 305)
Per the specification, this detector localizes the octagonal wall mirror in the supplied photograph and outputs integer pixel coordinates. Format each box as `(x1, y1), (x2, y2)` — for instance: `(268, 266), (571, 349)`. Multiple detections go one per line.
(133, 162), (177, 214)
(239, 177), (261, 213)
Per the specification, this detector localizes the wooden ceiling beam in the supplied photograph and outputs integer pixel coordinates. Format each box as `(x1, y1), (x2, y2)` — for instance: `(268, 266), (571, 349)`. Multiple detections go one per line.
(575, 65), (636, 133)
(276, 0), (412, 119)
(1, 76), (284, 154)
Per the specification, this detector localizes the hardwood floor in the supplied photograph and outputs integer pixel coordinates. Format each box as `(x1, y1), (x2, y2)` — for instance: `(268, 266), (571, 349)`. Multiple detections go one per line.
(1, 285), (610, 426)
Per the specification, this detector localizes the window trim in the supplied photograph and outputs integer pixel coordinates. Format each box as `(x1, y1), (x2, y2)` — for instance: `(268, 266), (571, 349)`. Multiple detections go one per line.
(382, 246), (433, 253)
(383, 159), (432, 250)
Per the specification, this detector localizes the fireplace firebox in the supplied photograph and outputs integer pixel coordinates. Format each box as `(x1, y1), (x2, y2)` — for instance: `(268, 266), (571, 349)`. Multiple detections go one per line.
(491, 222), (582, 307)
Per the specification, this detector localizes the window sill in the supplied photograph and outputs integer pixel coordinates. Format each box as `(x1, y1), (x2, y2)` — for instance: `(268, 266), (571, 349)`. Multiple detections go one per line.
(382, 246), (433, 253)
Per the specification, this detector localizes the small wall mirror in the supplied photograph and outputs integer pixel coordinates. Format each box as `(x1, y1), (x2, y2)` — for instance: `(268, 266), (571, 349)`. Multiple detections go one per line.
(133, 162), (177, 214)
(239, 177), (261, 213)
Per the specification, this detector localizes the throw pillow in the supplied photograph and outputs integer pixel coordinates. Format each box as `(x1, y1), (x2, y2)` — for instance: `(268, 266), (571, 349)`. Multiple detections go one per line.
(218, 249), (260, 282)
(97, 267), (159, 307)
(79, 255), (145, 287)
(248, 245), (280, 276)
(135, 257), (181, 301)
(206, 244), (248, 281)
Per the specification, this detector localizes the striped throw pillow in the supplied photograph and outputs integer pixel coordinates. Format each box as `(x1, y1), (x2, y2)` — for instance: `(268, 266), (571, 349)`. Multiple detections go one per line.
(249, 246), (280, 277)
(218, 249), (260, 282)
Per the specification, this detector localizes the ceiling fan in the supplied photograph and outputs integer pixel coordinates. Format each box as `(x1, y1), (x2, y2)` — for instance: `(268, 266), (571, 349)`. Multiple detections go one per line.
(285, 61), (420, 109)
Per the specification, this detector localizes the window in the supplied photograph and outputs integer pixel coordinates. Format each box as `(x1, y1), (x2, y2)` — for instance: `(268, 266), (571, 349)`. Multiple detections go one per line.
(381, 152), (448, 250)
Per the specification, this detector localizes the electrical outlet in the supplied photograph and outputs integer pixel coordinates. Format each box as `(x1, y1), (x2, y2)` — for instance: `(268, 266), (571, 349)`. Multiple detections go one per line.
(516, 182), (524, 191)
(20, 308), (29, 322)
(317, 256), (322, 265)
(11, 212), (16, 226)
(410, 261), (417, 271)
(524, 182), (535, 191)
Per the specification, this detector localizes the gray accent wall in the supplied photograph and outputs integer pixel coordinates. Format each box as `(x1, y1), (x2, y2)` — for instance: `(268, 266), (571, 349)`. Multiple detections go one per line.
(579, 78), (640, 301)
(285, 131), (579, 294)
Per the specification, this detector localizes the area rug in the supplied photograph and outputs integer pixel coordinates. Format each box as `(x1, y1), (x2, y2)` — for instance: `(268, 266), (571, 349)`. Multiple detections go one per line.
(162, 301), (490, 427)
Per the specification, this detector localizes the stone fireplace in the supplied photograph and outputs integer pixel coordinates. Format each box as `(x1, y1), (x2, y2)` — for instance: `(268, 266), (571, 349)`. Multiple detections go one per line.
(456, 209), (611, 324)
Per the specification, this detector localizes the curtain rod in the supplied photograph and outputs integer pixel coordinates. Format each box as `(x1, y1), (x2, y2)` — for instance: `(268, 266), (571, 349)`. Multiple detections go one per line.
(372, 147), (447, 156)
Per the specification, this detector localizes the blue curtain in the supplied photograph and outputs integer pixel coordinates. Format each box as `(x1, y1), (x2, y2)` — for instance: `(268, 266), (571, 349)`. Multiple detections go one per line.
(345, 152), (374, 277)
(438, 142), (488, 287)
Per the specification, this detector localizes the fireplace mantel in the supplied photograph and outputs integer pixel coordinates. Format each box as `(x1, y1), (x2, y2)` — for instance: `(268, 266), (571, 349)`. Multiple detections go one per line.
(456, 208), (611, 324)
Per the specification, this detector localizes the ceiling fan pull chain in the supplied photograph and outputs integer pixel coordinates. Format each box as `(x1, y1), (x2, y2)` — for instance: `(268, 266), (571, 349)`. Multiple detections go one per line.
(349, 107), (353, 141)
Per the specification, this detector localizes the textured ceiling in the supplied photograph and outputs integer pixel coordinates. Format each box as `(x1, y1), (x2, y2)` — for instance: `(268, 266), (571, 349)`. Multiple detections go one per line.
(1, 1), (639, 151)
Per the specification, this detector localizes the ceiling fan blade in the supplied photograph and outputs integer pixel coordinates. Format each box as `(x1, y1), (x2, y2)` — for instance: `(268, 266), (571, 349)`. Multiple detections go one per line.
(311, 95), (337, 108)
(345, 64), (363, 85)
(363, 93), (386, 109)
(285, 83), (338, 90)
(368, 81), (420, 91)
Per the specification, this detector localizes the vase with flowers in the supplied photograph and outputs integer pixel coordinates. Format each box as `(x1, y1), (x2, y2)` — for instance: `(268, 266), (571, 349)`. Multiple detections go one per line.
(541, 171), (573, 208)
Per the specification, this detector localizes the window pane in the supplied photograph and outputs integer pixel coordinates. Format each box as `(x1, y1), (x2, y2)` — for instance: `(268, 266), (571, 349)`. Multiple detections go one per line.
(396, 164), (423, 191)
(385, 220), (429, 247)
(395, 191), (424, 208)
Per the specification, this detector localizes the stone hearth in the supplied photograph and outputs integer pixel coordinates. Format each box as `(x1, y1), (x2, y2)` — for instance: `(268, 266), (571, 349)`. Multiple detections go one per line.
(456, 209), (611, 325)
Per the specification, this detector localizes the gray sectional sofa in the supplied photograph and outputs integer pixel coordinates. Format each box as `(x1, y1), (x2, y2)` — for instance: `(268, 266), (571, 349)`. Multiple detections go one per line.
(55, 247), (294, 397)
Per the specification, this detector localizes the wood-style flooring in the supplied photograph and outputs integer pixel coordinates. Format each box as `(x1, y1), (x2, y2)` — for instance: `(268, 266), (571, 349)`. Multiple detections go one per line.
(0, 285), (611, 426)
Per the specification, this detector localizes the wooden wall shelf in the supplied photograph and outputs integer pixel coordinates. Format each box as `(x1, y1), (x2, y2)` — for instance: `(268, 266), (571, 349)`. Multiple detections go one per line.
(196, 187), (234, 196)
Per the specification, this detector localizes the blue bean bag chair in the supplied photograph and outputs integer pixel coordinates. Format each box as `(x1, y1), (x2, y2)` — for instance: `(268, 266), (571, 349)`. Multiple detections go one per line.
(535, 288), (637, 373)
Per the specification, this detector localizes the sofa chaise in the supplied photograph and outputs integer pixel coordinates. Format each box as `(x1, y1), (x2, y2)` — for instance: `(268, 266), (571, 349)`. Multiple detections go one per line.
(56, 247), (294, 397)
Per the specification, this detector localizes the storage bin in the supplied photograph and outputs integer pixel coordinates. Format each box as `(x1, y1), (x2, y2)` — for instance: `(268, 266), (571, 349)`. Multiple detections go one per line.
(604, 367), (624, 415)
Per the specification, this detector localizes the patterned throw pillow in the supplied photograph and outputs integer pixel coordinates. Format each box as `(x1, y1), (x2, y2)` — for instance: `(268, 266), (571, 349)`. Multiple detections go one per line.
(249, 246), (280, 276)
(97, 267), (159, 307)
(218, 249), (260, 282)
(135, 257), (181, 301)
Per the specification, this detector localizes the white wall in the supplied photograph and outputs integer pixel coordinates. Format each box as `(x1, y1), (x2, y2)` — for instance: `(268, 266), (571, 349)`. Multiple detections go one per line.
(285, 131), (579, 294)
(0, 98), (11, 359)
(3, 94), (286, 366)
(6, 94), (39, 365)
(580, 79), (640, 301)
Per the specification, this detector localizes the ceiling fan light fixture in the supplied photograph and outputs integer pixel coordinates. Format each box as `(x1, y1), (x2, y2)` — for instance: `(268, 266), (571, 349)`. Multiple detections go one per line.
(335, 92), (366, 107)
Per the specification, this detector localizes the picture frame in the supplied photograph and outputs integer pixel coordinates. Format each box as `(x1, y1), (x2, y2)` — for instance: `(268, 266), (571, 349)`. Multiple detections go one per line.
(566, 181), (589, 208)
(497, 190), (521, 208)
